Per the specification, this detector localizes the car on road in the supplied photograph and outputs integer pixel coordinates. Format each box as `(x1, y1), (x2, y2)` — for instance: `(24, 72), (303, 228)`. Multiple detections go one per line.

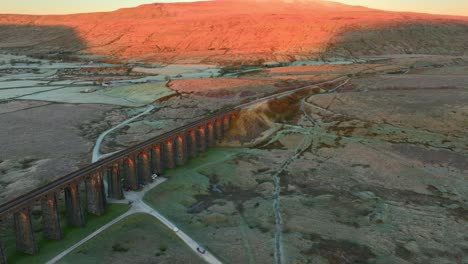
(173, 227), (179, 232)
(196, 246), (206, 254)
(80, 88), (97, 93)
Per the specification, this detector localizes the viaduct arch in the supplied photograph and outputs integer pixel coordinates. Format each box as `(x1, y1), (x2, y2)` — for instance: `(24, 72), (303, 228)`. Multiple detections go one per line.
(0, 109), (238, 263)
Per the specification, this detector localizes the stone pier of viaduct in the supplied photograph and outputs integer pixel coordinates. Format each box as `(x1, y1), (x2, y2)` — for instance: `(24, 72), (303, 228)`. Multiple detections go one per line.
(0, 110), (238, 263)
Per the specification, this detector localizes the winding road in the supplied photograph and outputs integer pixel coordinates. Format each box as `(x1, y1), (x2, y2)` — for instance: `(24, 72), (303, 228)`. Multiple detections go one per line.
(92, 105), (156, 163)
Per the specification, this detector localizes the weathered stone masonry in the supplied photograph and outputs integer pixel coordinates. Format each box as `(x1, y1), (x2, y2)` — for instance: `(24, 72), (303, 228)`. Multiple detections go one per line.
(0, 111), (236, 262)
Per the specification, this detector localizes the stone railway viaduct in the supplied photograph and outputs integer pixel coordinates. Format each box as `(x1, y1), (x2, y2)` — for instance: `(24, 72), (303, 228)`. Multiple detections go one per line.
(0, 108), (239, 264)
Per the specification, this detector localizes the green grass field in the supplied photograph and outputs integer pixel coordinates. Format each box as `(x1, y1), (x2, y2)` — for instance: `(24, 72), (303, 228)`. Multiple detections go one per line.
(143, 148), (247, 221)
(142, 147), (274, 263)
(3, 203), (130, 264)
(58, 213), (204, 264)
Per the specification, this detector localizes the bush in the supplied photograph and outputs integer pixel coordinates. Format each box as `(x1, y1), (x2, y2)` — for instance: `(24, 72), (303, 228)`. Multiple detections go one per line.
(112, 243), (129, 252)
(159, 245), (167, 252)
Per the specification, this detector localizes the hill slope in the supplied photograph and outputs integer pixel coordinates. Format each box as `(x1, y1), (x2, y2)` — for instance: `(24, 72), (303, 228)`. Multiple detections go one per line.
(0, 0), (467, 64)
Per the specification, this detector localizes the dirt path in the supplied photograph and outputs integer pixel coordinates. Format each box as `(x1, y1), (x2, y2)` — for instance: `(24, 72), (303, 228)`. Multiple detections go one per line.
(269, 133), (312, 264)
(267, 80), (348, 264)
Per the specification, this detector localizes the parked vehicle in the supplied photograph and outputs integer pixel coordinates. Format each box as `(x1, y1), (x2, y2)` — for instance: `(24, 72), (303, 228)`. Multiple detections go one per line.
(196, 246), (206, 254)
(151, 171), (161, 180)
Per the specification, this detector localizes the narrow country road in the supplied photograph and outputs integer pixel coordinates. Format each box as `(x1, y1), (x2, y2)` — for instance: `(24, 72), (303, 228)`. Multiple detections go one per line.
(92, 104), (156, 163)
(125, 187), (223, 264)
(45, 209), (137, 264)
(47, 178), (223, 264)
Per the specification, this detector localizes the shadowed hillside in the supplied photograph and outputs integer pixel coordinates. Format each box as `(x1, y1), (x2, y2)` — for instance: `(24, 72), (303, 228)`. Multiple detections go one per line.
(0, 25), (85, 58)
(324, 21), (468, 58)
(0, 0), (467, 64)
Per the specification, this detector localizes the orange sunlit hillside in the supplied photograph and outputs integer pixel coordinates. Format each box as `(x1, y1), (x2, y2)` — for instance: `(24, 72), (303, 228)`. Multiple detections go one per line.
(0, 0), (467, 64)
